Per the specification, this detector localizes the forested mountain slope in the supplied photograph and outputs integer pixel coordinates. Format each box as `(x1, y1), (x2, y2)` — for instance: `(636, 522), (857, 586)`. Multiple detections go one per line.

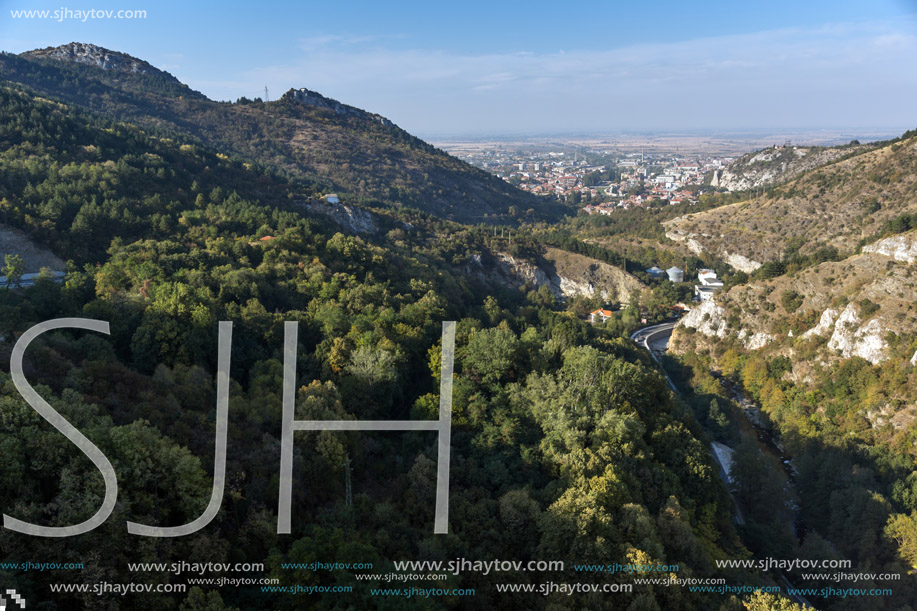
(0, 83), (759, 610)
(0, 43), (563, 224)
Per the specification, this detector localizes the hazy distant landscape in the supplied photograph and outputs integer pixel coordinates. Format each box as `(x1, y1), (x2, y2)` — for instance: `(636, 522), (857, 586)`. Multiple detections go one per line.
(433, 130), (900, 156)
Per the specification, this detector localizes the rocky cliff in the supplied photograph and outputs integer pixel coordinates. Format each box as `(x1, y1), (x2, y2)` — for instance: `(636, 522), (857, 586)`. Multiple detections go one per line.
(468, 247), (645, 304)
(862, 233), (917, 263)
(709, 143), (865, 192)
(286, 88), (393, 126)
(302, 199), (380, 234)
(0, 223), (65, 272)
(666, 133), (917, 267)
(672, 230), (917, 368)
(23, 42), (181, 82)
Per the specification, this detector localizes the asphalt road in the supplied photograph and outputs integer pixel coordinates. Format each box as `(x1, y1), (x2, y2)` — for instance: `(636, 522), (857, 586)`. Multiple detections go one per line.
(630, 321), (810, 607)
(631, 321), (745, 524)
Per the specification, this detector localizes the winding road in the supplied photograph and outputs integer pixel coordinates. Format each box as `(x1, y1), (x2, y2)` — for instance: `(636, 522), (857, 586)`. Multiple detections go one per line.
(631, 321), (744, 523)
(631, 320), (811, 607)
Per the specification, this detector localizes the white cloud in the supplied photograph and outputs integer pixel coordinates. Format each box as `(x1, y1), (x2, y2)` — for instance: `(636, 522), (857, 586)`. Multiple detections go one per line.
(243, 18), (917, 134)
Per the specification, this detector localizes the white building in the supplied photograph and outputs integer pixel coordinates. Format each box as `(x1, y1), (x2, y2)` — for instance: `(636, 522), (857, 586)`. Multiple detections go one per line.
(589, 309), (614, 323)
(695, 269), (723, 302)
(698, 270), (724, 290)
(695, 285), (718, 302)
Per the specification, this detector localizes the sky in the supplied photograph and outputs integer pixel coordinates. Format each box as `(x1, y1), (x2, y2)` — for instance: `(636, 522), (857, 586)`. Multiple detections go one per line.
(1, 0), (916, 137)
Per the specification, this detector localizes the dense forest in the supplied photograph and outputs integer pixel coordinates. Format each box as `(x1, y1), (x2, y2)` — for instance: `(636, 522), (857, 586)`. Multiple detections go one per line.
(0, 83), (795, 610)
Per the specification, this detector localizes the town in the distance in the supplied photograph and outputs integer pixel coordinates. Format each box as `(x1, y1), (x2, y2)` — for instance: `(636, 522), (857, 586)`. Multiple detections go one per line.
(434, 130), (899, 310)
(435, 132), (885, 212)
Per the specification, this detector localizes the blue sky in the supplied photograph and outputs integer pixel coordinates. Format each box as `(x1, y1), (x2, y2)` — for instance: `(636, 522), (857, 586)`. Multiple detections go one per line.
(1, 0), (916, 136)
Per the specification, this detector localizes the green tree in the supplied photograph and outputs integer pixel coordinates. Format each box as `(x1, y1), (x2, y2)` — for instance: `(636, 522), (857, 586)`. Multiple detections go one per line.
(780, 290), (803, 313)
(743, 591), (807, 610)
(707, 398), (731, 437)
(885, 511), (917, 568)
(3, 253), (25, 288)
(180, 587), (236, 610)
(463, 327), (520, 385)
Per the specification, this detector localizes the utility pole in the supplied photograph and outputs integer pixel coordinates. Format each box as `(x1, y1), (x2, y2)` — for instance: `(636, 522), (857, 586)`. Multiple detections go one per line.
(264, 86), (270, 102)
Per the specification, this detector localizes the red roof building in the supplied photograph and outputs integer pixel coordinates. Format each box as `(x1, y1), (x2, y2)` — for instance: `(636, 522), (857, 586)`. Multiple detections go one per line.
(589, 309), (614, 323)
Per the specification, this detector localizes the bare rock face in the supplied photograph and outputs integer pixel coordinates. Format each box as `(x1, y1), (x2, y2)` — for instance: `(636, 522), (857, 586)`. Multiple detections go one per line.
(866, 404), (897, 429)
(481, 250), (643, 303)
(664, 227), (762, 273)
(677, 299), (728, 339)
(862, 233), (917, 264)
(677, 299), (775, 351)
(723, 252), (762, 273)
(557, 275), (597, 298)
(738, 329), (774, 350)
(494, 253), (556, 293)
(286, 88), (393, 126)
(541, 248), (643, 303)
(710, 145), (862, 192)
(303, 200), (378, 234)
(866, 403), (917, 431)
(803, 308), (838, 339)
(0, 223), (66, 272)
(826, 304), (888, 365)
(23, 42), (178, 81)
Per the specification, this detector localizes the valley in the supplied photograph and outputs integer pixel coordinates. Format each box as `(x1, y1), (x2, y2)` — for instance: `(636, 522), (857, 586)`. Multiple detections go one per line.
(0, 39), (914, 611)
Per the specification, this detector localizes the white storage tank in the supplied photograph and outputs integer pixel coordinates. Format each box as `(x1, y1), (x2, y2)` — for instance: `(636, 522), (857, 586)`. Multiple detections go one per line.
(666, 266), (684, 282)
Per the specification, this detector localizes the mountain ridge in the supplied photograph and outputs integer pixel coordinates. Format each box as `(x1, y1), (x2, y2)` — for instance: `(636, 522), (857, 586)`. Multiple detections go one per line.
(0, 42), (562, 224)
(666, 132), (917, 270)
(709, 141), (869, 191)
(23, 42), (181, 82)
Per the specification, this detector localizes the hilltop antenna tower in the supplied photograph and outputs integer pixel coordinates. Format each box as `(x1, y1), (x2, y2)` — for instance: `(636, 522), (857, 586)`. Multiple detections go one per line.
(264, 86), (270, 102)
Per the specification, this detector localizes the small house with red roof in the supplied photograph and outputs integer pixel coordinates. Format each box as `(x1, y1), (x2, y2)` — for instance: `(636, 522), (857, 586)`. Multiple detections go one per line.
(589, 309), (614, 324)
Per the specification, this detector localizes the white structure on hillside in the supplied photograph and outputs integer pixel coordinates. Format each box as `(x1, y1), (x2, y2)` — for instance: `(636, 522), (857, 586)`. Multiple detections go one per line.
(695, 269), (724, 302)
(695, 285), (717, 302)
(666, 266), (684, 283)
(698, 269), (724, 288)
